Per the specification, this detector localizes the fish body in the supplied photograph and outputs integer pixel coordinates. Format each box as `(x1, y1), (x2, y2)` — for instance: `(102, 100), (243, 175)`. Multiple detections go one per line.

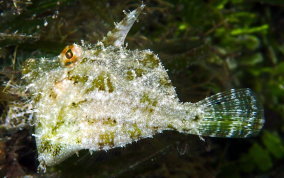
(9, 5), (264, 171)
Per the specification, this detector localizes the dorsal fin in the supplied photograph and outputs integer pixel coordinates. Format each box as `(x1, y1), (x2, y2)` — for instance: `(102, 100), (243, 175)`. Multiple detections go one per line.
(102, 4), (145, 47)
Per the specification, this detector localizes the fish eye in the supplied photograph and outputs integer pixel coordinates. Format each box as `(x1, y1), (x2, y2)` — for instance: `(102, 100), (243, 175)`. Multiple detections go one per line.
(59, 44), (83, 67)
(65, 49), (73, 59)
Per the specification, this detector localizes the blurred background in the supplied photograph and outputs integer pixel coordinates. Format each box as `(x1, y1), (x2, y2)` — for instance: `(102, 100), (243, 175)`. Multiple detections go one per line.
(0, 0), (283, 177)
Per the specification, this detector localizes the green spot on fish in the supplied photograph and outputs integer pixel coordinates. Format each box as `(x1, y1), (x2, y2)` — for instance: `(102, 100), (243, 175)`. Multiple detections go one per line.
(134, 68), (144, 77)
(140, 53), (159, 69)
(102, 117), (117, 126)
(85, 72), (114, 93)
(128, 123), (142, 139)
(99, 132), (115, 147)
(159, 77), (172, 87)
(140, 92), (158, 112)
(39, 140), (62, 158)
(126, 70), (135, 80)
(68, 75), (89, 84)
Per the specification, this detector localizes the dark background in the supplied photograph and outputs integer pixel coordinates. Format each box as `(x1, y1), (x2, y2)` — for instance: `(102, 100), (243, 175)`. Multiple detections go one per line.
(0, 0), (283, 177)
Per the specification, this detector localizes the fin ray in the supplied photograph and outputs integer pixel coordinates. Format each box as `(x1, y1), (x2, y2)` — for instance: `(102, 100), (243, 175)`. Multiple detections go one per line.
(195, 89), (264, 138)
(102, 4), (145, 47)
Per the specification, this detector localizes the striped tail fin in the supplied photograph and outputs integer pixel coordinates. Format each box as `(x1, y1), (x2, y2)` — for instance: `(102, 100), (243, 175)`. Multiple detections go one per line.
(195, 88), (264, 138)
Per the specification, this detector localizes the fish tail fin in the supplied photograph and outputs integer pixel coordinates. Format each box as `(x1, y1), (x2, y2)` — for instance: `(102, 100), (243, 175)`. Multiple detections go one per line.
(191, 88), (264, 138)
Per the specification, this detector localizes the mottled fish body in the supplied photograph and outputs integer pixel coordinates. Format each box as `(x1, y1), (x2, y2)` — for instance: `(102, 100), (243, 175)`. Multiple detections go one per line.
(5, 5), (264, 171)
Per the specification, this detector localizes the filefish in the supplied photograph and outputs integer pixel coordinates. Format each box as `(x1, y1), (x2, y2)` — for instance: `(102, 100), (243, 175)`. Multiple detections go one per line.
(6, 4), (264, 171)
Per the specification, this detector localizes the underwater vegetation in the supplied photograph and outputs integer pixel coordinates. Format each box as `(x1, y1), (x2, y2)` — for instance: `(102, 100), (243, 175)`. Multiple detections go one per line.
(0, 0), (283, 177)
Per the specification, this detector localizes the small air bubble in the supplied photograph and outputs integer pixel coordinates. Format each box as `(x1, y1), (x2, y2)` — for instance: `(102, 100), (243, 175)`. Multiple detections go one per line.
(52, 10), (59, 19)
(44, 20), (48, 27)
